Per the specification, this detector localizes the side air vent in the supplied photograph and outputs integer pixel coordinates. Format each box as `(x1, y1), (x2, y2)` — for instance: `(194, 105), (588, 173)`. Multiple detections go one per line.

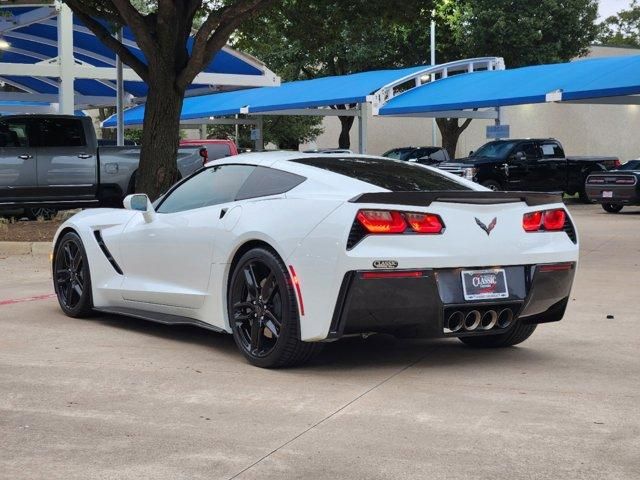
(346, 218), (367, 250)
(563, 215), (577, 244)
(94, 230), (123, 274)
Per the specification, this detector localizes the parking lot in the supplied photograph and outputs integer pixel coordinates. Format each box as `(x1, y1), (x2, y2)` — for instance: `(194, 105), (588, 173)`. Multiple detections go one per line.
(1, 202), (638, 480)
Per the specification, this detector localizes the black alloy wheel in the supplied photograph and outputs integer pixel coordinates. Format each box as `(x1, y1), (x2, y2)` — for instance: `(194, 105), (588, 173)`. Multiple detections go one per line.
(53, 232), (94, 317)
(228, 248), (321, 368)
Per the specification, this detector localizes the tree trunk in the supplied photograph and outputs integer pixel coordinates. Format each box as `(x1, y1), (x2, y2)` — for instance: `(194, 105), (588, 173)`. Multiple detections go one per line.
(338, 115), (355, 149)
(135, 77), (185, 200)
(436, 117), (474, 159)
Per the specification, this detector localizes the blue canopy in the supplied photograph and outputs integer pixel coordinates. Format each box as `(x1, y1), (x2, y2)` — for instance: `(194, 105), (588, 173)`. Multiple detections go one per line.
(0, 5), (273, 103)
(103, 65), (429, 126)
(379, 55), (640, 115)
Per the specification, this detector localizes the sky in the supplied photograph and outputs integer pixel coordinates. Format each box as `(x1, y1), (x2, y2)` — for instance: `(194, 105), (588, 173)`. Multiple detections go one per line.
(599, 0), (634, 19)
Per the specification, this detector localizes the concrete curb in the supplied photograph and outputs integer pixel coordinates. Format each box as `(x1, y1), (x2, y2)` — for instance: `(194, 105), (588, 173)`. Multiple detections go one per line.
(0, 242), (51, 257)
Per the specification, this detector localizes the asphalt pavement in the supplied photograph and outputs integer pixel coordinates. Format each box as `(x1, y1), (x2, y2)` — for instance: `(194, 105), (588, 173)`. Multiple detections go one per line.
(1, 203), (638, 480)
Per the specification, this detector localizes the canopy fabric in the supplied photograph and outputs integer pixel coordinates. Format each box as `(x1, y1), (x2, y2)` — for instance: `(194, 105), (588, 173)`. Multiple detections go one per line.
(0, 5), (272, 103)
(379, 55), (640, 115)
(103, 65), (429, 126)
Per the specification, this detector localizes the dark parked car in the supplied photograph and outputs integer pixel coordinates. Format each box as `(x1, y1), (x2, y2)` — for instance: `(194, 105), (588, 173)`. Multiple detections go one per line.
(382, 146), (450, 165)
(438, 138), (620, 201)
(585, 160), (640, 213)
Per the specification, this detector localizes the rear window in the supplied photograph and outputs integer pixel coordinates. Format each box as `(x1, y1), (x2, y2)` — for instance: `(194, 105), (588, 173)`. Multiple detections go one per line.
(292, 157), (469, 191)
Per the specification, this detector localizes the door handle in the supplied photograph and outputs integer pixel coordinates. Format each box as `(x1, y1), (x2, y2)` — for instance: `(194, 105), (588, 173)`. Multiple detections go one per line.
(78, 153), (93, 159)
(18, 154), (33, 160)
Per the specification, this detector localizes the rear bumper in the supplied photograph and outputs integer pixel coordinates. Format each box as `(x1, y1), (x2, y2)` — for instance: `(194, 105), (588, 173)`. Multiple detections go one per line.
(585, 184), (640, 205)
(327, 262), (576, 340)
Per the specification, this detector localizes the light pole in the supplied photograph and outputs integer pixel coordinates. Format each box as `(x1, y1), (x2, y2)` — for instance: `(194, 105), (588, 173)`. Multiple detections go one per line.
(430, 10), (437, 146)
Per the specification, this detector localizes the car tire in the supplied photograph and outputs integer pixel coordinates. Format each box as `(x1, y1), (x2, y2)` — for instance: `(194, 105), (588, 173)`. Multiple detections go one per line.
(480, 179), (502, 191)
(53, 231), (94, 318)
(602, 203), (624, 213)
(458, 322), (537, 348)
(227, 247), (322, 368)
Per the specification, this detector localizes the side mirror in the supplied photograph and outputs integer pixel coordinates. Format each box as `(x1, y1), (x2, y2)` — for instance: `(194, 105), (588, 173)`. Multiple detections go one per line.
(123, 193), (156, 223)
(469, 150), (474, 156)
(512, 151), (526, 162)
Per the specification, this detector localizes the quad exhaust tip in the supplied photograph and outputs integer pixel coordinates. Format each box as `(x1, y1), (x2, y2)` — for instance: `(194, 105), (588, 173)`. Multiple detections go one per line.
(464, 310), (481, 331)
(497, 308), (514, 329)
(446, 311), (464, 333)
(480, 310), (498, 330)
(445, 307), (516, 333)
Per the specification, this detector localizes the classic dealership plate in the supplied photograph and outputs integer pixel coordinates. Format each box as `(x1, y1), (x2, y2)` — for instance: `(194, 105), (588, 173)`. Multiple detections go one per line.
(461, 269), (509, 301)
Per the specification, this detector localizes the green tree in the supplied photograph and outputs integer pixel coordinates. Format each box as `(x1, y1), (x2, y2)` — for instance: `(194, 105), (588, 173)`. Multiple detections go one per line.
(207, 115), (324, 150)
(235, 0), (429, 149)
(236, 0), (599, 157)
(433, 0), (599, 157)
(599, 0), (640, 47)
(64, 0), (276, 200)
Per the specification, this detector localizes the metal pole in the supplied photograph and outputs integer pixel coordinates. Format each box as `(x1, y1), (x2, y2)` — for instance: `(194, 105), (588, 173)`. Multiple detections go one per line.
(358, 103), (369, 154)
(116, 27), (124, 146)
(430, 12), (437, 146)
(254, 116), (264, 151)
(57, 4), (74, 114)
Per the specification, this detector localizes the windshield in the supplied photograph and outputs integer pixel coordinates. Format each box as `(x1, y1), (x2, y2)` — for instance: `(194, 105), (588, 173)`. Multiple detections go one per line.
(617, 160), (640, 171)
(382, 148), (414, 160)
(472, 141), (520, 159)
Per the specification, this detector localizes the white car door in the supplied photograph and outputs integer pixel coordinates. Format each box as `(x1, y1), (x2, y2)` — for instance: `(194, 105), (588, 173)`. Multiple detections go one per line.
(117, 164), (255, 310)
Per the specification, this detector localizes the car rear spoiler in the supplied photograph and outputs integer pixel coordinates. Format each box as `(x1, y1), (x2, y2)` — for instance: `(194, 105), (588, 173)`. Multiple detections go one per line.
(349, 191), (563, 207)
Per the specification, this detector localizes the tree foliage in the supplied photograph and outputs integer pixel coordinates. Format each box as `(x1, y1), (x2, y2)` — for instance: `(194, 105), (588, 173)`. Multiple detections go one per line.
(208, 115), (323, 150)
(64, 0), (275, 199)
(236, 0), (599, 156)
(599, 0), (640, 48)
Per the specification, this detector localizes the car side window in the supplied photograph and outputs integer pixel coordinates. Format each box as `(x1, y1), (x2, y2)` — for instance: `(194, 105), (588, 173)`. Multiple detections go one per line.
(540, 142), (563, 158)
(514, 142), (540, 160)
(236, 166), (305, 200)
(0, 119), (30, 147)
(36, 118), (87, 147)
(156, 164), (255, 214)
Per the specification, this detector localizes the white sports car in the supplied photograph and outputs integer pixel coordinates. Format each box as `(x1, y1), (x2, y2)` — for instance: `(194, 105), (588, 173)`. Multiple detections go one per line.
(52, 152), (578, 368)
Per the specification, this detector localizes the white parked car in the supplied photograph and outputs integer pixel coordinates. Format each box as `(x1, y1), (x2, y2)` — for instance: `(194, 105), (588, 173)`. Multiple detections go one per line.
(52, 152), (579, 368)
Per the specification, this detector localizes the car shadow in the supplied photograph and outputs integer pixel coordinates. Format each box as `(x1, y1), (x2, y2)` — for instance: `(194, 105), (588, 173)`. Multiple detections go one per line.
(88, 311), (557, 373)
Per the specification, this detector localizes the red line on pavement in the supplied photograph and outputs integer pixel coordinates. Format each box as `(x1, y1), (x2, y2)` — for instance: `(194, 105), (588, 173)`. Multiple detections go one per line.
(0, 293), (56, 306)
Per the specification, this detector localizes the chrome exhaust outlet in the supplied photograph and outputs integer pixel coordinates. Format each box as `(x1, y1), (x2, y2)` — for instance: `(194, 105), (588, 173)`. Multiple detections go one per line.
(497, 308), (514, 329)
(464, 310), (481, 331)
(480, 310), (498, 330)
(446, 311), (464, 333)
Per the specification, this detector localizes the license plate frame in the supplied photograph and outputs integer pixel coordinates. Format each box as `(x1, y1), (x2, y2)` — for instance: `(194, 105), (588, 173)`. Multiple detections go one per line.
(461, 268), (509, 301)
(602, 190), (613, 198)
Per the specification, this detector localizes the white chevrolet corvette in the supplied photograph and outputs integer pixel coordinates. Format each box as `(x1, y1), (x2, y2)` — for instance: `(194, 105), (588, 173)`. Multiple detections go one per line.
(52, 152), (578, 367)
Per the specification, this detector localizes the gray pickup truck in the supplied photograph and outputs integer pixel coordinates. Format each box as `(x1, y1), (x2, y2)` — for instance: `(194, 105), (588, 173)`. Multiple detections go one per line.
(0, 114), (205, 219)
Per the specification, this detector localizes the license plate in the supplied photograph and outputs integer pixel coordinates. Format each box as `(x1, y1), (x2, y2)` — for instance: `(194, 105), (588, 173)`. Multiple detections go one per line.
(461, 269), (509, 301)
(602, 191), (613, 198)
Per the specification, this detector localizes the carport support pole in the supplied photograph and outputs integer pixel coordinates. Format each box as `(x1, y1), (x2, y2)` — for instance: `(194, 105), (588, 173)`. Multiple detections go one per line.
(254, 116), (264, 152)
(358, 102), (369, 154)
(116, 28), (125, 146)
(57, 4), (75, 115)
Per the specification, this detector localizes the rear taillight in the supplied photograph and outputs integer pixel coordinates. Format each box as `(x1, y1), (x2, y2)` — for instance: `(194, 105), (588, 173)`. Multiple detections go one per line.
(404, 212), (444, 234)
(356, 210), (406, 233)
(355, 209), (444, 235)
(523, 208), (566, 232)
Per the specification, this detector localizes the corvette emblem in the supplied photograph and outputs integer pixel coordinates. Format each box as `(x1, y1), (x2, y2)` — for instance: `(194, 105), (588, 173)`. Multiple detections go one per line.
(475, 217), (497, 236)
